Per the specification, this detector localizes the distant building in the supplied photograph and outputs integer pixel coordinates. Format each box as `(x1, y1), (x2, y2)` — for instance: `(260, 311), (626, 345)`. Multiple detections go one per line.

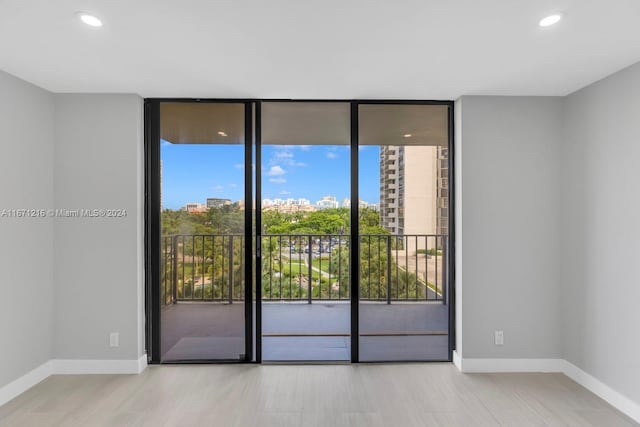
(262, 197), (315, 213)
(341, 198), (351, 208)
(288, 198), (311, 206)
(379, 145), (448, 247)
(266, 204), (316, 214)
(182, 202), (207, 213)
(316, 195), (339, 209)
(206, 198), (232, 208)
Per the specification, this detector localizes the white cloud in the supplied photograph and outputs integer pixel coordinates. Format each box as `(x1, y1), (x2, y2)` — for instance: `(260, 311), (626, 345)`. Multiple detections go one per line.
(326, 151), (338, 159)
(274, 150), (294, 160)
(234, 163), (244, 169)
(161, 140), (172, 147)
(229, 183), (238, 188)
(267, 165), (286, 176)
(279, 190), (291, 195)
(270, 149), (307, 168)
(299, 145), (311, 151)
(269, 177), (287, 184)
(213, 185), (224, 193)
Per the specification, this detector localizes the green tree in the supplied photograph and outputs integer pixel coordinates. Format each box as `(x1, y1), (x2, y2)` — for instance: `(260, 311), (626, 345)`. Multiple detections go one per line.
(162, 205), (430, 302)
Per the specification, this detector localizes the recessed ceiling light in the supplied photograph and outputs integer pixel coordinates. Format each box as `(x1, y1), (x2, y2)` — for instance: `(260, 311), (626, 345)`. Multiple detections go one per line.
(403, 134), (412, 138)
(539, 13), (562, 27)
(76, 12), (103, 27)
(218, 131), (228, 137)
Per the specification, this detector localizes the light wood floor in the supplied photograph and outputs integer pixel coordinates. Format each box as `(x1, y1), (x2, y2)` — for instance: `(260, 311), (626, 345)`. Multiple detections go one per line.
(0, 364), (636, 426)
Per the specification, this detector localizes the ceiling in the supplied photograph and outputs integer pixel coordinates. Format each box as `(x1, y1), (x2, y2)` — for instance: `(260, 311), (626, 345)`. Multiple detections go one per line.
(161, 103), (245, 145)
(1, 0), (639, 99)
(161, 101), (447, 146)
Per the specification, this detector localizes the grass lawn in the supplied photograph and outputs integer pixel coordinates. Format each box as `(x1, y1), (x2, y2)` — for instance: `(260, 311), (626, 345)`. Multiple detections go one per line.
(278, 262), (323, 280)
(311, 256), (345, 274)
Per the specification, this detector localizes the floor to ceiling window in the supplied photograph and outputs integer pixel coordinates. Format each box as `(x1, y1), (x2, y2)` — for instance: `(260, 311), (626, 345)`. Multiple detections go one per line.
(148, 101), (253, 362)
(260, 101), (351, 361)
(357, 103), (451, 361)
(146, 99), (453, 364)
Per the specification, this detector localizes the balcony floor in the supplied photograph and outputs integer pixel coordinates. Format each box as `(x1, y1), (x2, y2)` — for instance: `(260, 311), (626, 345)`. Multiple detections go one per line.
(161, 302), (449, 362)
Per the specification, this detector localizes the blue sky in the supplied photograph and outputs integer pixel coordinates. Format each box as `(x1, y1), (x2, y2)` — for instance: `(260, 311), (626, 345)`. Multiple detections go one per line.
(161, 141), (380, 210)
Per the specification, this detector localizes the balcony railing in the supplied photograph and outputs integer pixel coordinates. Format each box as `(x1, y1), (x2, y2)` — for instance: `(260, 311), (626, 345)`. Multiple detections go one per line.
(160, 234), (447, 306)
(161, 234), (245, 305)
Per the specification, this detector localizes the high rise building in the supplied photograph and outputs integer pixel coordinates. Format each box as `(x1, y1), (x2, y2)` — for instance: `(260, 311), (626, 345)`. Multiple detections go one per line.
(379, 145), (448, 247)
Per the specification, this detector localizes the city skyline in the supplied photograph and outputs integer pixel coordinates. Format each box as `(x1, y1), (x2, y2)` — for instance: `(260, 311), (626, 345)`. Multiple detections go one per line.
(160, 142), (381, 210)
(180, 195), (379, 213)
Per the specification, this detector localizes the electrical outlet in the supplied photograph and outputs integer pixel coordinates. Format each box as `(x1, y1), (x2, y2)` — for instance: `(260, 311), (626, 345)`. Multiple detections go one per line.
(110, 332), (119, 347)
(494, 330), (504, 346)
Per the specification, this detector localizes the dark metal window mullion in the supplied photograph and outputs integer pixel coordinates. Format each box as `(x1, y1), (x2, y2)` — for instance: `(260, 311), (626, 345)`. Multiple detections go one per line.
(447, 103), (456, 358)
(243, 101), (254, 361)
(254, 101), (262, 362)
(350, 101), (359, 363)
(145, 100), (161, 363)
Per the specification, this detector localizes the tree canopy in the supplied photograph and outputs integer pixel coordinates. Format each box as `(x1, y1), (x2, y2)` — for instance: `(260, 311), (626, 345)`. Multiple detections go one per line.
(163, 206), (388, 236)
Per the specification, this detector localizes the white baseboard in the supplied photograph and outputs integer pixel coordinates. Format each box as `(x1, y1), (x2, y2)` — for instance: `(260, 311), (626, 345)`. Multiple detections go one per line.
(452, 350), (462, 371)
(52, 354), (148, 375)
(457, 357), (564, 373)
(137, 353), (148, 373)
(453, 356), (640, 423)
(0, 354), (147, 407)
(0, 361), (53, 407)
(562, 360), (640, 424)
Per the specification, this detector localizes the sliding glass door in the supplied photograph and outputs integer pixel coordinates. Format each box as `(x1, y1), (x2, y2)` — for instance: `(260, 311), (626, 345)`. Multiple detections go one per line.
(357, 103), (451, 361)
(259, 101), (351, 361)
(150, 101), (253, 362)
(147, 99), (453, 363)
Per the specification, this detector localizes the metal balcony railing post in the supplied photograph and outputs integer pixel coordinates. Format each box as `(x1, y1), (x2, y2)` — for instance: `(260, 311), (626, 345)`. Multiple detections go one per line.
(442, 237), (447, 304)
(172, 235), (178, 304)
(386, 235), (392, 305)
(308, 235), (313, 304)
(228, 236), (234, 304)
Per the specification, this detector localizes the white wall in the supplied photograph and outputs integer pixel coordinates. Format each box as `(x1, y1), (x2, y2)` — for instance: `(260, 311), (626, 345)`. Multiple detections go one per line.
(0, 70), (54, 387)
(0, 87), (145, 396)
(53, 94), (145, 361)
(456, 96), (563, 359)
(561, 62), (640, 404)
